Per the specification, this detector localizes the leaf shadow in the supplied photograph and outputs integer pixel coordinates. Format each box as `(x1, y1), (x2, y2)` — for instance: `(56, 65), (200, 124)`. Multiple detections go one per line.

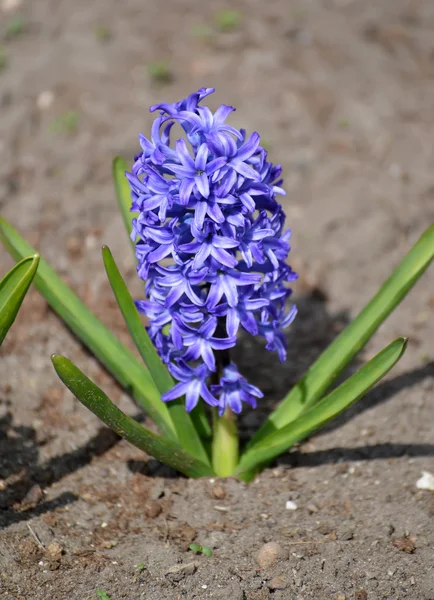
(235, 290), (352, 439)
(0, 411), (120, 529)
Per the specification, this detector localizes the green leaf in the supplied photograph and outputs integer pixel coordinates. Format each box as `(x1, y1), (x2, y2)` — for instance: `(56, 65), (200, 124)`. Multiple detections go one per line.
(0, 254), (39, 345)
(112, 157), (138, 248)
(96, 591), (111, 600)
(0, 217), (176, 440)
(102, 245), (210, 465)
(52, 355), (215, 478)
(237, 337), (407, 480)
(250, 224), (434, 446)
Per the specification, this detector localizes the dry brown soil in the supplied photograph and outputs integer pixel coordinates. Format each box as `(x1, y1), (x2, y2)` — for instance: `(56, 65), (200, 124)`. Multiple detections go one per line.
(0, 1), (434, 598)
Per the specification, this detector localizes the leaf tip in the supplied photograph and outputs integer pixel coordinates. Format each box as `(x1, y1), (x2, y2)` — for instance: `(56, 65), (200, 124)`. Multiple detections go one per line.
(51, 354), (63, 367)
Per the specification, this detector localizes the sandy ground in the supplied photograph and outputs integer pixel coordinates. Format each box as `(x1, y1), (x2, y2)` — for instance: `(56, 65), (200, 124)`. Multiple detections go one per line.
(0, 0), (434, 598)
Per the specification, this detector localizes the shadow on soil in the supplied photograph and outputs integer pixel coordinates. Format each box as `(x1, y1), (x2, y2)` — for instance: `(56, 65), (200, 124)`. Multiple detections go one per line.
(1, 292), (432, 529)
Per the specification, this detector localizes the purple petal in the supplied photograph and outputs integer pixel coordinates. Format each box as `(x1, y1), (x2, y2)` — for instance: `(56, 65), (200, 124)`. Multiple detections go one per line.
(240, 311), (258, 335)
(221, 275), (238, 307)
(201, 342), (216, 371)
(162, 381), (191, 402)
(213, 104), (235, 124)
(226, 308), (240, 337)
(194, 201), (208, 229)
(211, 246), (237, 268)
(212, 235), (239, 249)
(210, 336), (236, 350)
(148, 243), (174, 262)
(207, 202), (225, 224)
(236, 132), (260, 162)
(179, 178), (195, 205)
(206, 157), (227, 175)
(165, 284), (185, 307)
(192, 243), (211, 269)
(206, 279), (224, 309)
(195, 172), (210, 198)
(240, 193), (256, 212)
(231, 161), (260, 181)
(185, 382), (201, 412)
(195, 143), (209, 171)
(201, 316), (217, 338)
(176, 138), (195, 169)
(200, 383), (219, 407)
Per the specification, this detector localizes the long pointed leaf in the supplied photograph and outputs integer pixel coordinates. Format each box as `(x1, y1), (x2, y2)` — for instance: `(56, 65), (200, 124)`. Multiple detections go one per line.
(112, 156), (138, 248)
(0, 254), (39, 345)
(237, 337), (407, 480)
(52, 355), (214, 478)
(102, 246), (210, 465)
(0, 218), (176, 439)
(250, 225), (434, 447)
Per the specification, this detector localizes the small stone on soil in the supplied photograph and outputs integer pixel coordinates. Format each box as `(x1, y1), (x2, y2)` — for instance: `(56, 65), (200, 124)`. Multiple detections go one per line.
(145, 500), (162, 518)
(256, 542), (289, 569)
(267, 575), (288, 590)
(416, 471), (434, 491)
(355, 591), (367, 600)
(165, 561), (200, 582)
(211, 484), (226, 499)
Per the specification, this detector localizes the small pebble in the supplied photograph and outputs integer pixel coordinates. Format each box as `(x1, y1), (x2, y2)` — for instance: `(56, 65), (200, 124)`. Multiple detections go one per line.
(416, 471), (434, 491)
(267, 575), (287, 590)
(285, 500), (297, 510)
(1, 0), (22, 12)
(37, 90), (55, 110)
(145, 500), (162, 518)
(355, 591), (367, 600)
(211, 484), (226, 499)
(256, 542), (289, 569)
(339, 529), (354, 541)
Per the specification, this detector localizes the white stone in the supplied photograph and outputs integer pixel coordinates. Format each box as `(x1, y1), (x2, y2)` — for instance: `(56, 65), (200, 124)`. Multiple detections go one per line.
(416, 471), (434, 491)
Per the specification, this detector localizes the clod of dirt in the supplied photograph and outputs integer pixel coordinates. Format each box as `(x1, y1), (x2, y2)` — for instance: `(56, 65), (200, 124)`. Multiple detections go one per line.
(17, 540), (43, 565)
(144, 500), (162, 518)
(338, 528), (354, 541)
(354, 591), (367, 600)
(267, 575), (288, 590)
(165, 561), (200, 582)
(169, 522), (197, 548)
(256, 542), (289, 569)
(45, 542), (63, 560)
(211, 484), (226, 499)
(392, 537), (416, 553)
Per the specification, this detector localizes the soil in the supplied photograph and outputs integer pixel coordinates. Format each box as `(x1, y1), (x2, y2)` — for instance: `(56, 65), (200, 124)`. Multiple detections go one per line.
(0, 0), (434, 599)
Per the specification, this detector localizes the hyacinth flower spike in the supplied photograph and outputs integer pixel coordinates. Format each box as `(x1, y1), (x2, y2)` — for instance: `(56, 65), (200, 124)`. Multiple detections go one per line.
(127, 87), (298, 475)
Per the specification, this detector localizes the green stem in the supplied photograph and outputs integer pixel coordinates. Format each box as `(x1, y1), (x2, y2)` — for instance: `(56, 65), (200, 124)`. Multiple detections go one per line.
(212, 407), (239, 477)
